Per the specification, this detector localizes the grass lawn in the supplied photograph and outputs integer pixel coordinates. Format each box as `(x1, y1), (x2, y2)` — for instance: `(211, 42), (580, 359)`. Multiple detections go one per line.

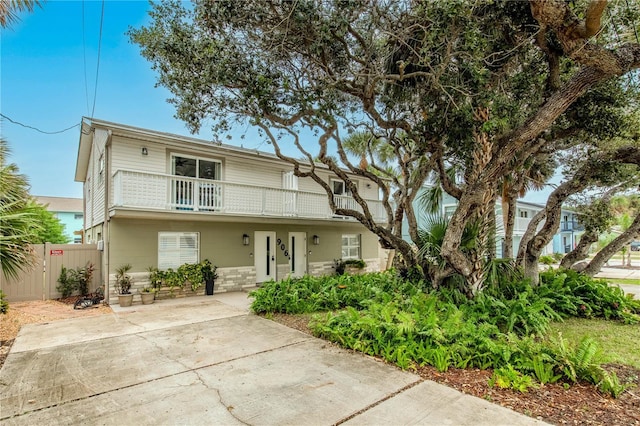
(550, 318), (640, 369)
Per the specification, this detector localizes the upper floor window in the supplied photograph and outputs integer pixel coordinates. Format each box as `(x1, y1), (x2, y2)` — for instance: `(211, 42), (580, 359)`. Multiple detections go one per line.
(331, 179), (353, 196)
(98, 153), (105, 184)
(172, 155), (221, 180)
(74, 213), (83, 220)
(519, 210), (529, 218)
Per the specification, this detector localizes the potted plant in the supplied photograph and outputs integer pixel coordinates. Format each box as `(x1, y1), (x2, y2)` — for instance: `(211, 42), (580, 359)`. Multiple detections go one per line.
(201, 259), (218, 295)
(139, 286), (156, 305)
(115, 264), (134, 307)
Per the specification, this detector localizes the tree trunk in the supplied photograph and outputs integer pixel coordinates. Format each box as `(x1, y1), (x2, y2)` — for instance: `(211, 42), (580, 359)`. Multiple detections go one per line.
(560, 229), (598, 269)
(502, 195), (517, 259)
(582, 212), (640, 276)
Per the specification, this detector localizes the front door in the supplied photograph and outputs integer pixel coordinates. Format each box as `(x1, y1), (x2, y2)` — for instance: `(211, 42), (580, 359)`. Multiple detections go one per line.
(289, 232), (307, 278)
(255, 231), (276, 283)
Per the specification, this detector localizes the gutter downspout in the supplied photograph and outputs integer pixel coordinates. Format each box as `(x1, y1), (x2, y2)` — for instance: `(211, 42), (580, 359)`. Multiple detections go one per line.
(103, 130), (112, 304)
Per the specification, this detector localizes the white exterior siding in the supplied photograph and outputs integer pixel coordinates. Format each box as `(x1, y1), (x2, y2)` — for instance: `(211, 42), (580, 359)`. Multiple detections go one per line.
(111, 136), (167, 174)
(85, 128), (108, 227)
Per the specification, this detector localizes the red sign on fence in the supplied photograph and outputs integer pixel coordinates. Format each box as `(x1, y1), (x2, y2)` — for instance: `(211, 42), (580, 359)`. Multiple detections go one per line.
(50, 249), (64, 256)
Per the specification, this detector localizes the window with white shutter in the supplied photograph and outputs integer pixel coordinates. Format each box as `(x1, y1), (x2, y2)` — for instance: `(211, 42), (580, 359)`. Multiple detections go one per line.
(341, 234), (361, 259)
(158, 232), (199, 270)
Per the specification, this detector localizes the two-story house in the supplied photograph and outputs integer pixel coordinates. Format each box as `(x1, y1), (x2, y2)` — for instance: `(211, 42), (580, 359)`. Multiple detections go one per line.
(75, 118), (387, 303)
(553, 209), (585, 254)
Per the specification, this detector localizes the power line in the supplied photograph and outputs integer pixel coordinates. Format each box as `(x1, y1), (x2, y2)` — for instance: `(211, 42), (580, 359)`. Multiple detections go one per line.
(82, 1), (90, 115)
(0, 113), (79, 135)
(91, 0), (105, 118)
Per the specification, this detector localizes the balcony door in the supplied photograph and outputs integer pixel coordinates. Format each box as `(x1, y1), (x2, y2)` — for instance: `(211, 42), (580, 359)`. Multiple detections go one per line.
(172, 155), (222, 211)
(289, 232), (307, 278)
(255, 231), (276, 283)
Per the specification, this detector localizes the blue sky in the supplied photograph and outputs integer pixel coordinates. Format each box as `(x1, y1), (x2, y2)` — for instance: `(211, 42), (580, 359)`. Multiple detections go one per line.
(1, 0), (553, 203)
(1, 0), (219, 198)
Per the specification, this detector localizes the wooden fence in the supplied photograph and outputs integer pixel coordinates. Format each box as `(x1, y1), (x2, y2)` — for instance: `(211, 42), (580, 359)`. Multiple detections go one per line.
(0, 244), (101, 302)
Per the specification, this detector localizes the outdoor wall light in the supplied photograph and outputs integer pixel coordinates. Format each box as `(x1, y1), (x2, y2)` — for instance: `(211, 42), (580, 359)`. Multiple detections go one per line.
(141, 147), (148, 156)
(243, 234), (250, 246)
(312, 235), (320, 245)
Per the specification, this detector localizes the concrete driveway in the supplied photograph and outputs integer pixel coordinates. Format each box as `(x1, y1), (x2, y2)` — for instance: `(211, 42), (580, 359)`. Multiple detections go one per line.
(0, 294), (544, 425)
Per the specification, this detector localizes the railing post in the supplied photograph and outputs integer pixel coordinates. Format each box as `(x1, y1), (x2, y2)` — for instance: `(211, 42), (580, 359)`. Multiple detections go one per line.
(193, 180), (200, 212)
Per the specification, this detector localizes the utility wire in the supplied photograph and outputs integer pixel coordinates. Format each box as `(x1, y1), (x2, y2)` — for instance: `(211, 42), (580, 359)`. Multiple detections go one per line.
(82, 1), (90, 115)
(0, 113), (79, 135)
(90, 0), (105, 118)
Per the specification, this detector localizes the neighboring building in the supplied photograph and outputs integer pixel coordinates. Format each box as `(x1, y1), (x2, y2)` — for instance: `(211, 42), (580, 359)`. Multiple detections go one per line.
(405, 188), (563, 258)
(553, 209), (585, 254)
(34, 196), (84, 243)
(75, 118), (387, 303)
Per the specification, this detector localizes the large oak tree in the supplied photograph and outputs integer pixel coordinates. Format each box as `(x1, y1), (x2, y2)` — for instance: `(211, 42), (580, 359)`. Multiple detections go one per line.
(130, 0), (640, 295)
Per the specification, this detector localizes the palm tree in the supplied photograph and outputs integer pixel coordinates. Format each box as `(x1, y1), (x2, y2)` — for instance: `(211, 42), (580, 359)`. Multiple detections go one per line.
(0, 0), (42, 29)
(0, 139), (40, 280)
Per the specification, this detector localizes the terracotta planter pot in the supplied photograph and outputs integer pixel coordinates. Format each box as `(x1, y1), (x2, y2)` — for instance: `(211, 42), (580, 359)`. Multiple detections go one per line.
(118, 293), (134, 307)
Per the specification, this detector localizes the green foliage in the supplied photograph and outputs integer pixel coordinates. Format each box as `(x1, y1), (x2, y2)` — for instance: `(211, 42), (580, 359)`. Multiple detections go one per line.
(56, 266), (75, 298)
(334, 259), (366, 275)
(115, 264), (133, 295)
(151, 260), (218, 292)
(0, 139), (41, 280)
(56, 263), (94, 298)
(538, 269), (640, 323)
(178, 262), (204, 292)
(28, 200), (69, 244)
(254, 269), (639, 398)
(539, 255), (555, 265)
(0, 289), (9, 314)
(489, 365), (538, 393)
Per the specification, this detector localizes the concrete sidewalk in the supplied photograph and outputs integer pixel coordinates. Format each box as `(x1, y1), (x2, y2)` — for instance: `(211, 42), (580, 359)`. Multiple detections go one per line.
(595, 267), (639, 299)
(0, 294), (545, 425)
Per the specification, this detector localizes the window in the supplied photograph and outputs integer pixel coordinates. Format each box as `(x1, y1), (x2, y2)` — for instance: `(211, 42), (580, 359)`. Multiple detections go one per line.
(172, 155), (221, 180)
(98, 153), (105, 184)
(519, 210), (528, 218)
(158, 232), (199, 270)
(341, 234), (360, 260)
(331, 179), (352, 196)
(444, 206), (456, 221)
(74, 213), (83, 220)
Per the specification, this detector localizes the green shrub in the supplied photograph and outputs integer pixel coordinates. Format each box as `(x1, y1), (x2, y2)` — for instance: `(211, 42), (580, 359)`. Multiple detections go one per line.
(56, 266), (76, 298)
(539, 255), (555, 265)
(538, 269), (640, 323)
(0, 290), (8, 314)
(257, 270), (637, 398)
(489, 364), (538, 392)
(55, 263), (95, 297)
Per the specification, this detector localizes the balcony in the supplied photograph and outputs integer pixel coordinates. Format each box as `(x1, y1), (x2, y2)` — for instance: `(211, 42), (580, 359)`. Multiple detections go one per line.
(112, 170), (386, 222)
(560, 221), (584, 232)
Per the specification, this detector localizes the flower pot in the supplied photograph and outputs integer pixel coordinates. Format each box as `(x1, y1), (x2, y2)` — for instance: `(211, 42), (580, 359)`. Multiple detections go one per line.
(140, 292), (155, 305)
(205, 278), (215, 295)
(118, 293), (134, 307)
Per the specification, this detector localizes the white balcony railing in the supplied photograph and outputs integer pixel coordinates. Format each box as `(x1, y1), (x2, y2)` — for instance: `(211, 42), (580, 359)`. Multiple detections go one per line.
(113, 170), (386, 222)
